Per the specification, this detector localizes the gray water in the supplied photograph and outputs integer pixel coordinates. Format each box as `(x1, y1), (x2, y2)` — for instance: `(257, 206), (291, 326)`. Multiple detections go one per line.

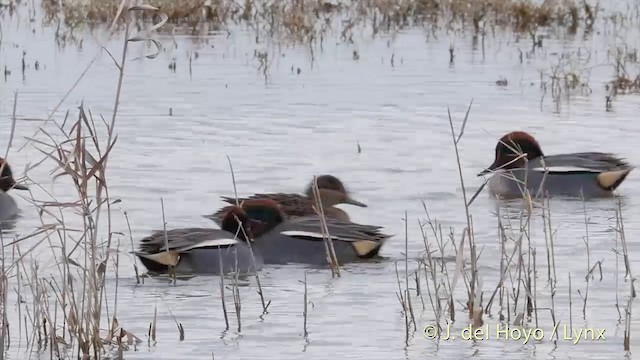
(2, 1), (640, 359)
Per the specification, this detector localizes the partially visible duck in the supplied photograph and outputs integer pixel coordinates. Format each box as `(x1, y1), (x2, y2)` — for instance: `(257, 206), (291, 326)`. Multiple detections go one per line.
(134, 206), (264, 275)
(0, 158), (28, 221)
(478, 131), (633, 199)
(204, 174), (367, 225)
(239, 199), (391, 265)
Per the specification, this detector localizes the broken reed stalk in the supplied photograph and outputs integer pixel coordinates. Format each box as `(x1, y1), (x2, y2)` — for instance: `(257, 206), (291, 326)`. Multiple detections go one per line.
(395, 212), (414, 346)
(580, 191), (590, 319)
(148, 306), (157, 344)
(302, 272), (308, 338)
(218, 249), (230, 331)
(414, 268), (425, 310)
(124, 211), (141, 284)
(232, 252), (242, 333)
(404, 212), (416, 332)
(616, 196), (635, 351)
(569, 273), (573, 335)
(402, 212), (416, 344)
(226, 156), (240, 206)
(542, 195), (559, 340)
(545, 195), (558, 286)
(446, 100), (482, 324)
(394, 261), (409, 345)
(614, 198), (622, 321)
(513, 190), (533, 324)
(160, 197), (176, 283)
(310, 176), (340, 277)
(419, 221), (443, 333)
(225, 156), (270, 315)
(483, 204), (507, 320)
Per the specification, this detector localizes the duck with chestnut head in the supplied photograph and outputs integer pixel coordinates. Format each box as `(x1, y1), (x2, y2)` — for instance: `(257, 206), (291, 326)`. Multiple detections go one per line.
(134, 206), (264, 275)
(478, 131), (633, 199)
(239, 199), (391, 265)
(0, 158), (28, 220)
(204, 174), (367, 225)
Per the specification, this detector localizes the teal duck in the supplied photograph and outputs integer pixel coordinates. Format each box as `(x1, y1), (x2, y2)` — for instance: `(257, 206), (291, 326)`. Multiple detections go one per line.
(478, 131), (633, 199)
(240, 199), (391, 265)
(134, 206), (264, 275)
(204, 174), (367, 225)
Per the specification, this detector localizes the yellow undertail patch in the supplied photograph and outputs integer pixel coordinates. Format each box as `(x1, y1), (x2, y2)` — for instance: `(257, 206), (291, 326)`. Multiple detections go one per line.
(597, 169), (632, 190)
(138, 251), (180, 267)
(351, 240), (381, 257)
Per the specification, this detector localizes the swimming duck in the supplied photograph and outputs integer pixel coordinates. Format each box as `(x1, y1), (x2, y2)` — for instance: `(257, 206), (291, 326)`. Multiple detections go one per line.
(134, 206), (264, 275)
(204, 174), (367, 225)
(0, 158), (28, 221)
(239, 199), (391, 265)
(478, 131), (633, 199)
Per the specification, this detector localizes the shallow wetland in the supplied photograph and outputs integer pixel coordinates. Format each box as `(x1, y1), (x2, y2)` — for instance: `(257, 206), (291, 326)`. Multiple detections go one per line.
(1, 0), (640, 358)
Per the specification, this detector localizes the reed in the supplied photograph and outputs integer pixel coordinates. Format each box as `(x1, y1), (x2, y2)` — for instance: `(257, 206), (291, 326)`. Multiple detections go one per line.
(310, 175), (341, 277)
(301, 272), (309, 338)
(0, 2), (167, 358)
(224, 156), (271, 317)
(35, 0), (600, 51)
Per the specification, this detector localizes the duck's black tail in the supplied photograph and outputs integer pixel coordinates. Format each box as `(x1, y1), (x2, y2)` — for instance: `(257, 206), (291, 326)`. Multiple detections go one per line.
(136, 254), (170, 274)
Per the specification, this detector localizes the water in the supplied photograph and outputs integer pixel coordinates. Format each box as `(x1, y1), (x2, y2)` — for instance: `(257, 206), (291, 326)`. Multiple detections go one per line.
(1, 2), (640, 359)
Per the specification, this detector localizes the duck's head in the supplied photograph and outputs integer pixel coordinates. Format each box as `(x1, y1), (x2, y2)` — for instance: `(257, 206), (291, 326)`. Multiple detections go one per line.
(220, 206), (264, 242)
(478, 131), (544, 176)
(303, 174), (367, 208)
(239, 199), (287, 236)
(0, 159), (28, 192)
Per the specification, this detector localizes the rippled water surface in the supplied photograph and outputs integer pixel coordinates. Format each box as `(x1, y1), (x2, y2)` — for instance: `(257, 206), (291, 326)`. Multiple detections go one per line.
(2, 2), (640, 359)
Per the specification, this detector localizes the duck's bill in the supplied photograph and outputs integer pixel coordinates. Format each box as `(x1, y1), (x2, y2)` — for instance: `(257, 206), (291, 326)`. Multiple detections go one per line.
(477, 168), (491, 176)
(344, 196), (367, 207)
(477, 161), (499, 176)
(201, 213), (215, 220)
(12, 184), (28, 190)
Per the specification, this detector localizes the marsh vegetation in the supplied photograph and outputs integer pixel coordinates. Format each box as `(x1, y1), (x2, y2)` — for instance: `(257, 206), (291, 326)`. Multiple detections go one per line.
(0, 0), (638, 359)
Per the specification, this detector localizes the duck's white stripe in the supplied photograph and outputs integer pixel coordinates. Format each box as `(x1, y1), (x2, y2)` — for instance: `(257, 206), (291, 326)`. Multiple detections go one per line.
(280, 230), (357, 242)
(531, 166), (600, 173)
(181, 238), (240, 251)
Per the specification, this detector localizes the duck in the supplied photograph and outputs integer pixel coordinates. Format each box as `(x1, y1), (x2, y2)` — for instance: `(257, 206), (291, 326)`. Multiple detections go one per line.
(0, 158), (28, 221)
(134, 206), (264, 275)
(204, 174), (367, 225)
(478, 131), (633, 199)
(239, 199), (391, 265)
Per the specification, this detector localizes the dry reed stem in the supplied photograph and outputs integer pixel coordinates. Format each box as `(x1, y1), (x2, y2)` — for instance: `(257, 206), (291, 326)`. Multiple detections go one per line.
(301, 272), (308, 338)
(225, 156), (270, 315)
(232, 251), (242, 333)
(615, 196), (635, 351)
(218, 248), (230, 331)
(2, 3), (166, 358)
(446, 100), (483, 326)
(310, 176), (340, 277)
(419, 200), (457, 334)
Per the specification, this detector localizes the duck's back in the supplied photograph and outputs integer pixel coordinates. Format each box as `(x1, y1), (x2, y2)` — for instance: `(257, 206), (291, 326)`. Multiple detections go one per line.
(254, 216), (389, 265)
(137, 227), (261, 275)
(533, 152), (631, 172)
(222, 193), (314, 216)
(138, 228), (237, 253)
(488, 152), (632, 199)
